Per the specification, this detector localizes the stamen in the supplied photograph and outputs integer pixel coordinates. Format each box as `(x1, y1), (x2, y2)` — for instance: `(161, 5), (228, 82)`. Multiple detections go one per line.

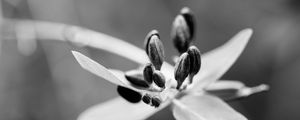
(144, 30), (159, 56)
(187, 46), (201, 83)
(117, 86), (142, 103)
(147, 34), (165, 70)
(180, 7), (195, 41)
(125, 70), (150, 88)
(143, 63), (154, 84)
(151, 96), (162, 108)
(171, 15), (190, 53)
(153, 70), (166, 88)
(174, 53), (191, 89)
(142, 94), (151, 104)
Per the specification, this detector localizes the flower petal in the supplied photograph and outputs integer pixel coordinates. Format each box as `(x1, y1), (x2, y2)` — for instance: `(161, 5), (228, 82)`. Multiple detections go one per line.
(205, 80), (269, 101)
(172, 99), (206, 120)
(72, 51), (127, 86)
(78, 97), (171, 120)
(172, 95), (247, 120)
(205, 80), (245, 91)
(67, 28), (150, 65)
(190, 29), (253, 92)
(70, 28), (175, 76)
(204, 80), (246, 101)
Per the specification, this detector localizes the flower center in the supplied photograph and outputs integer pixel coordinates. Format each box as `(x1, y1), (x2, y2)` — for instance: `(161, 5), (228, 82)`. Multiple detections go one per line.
(119, 7), (201, 108)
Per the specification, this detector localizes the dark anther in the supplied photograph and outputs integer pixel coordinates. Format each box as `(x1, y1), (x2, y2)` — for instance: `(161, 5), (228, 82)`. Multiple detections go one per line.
(171, 15), (190, 53)
(153, 70), (166, 88)
(142, 94), (151, 104)
(187, 46), (201, 76)
(117, 86), (142, 103)
(144, 30), (160, 56)
(180, 7), (195, 41)
(125, 70), (150, 88)
(147, 34), (165, 70)
(174, 53), (191, 89)
(143, 63), (154, 83)
(151, 97), (161, 108)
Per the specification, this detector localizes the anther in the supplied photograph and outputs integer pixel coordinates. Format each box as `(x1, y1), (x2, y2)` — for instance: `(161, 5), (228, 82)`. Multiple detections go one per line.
(143, 63), (154, 84)
(117, 86), (142, 103)
(153, 70), (166, 88)
(174, 53), (191, 89)
(125, 70), (150, 88)
(180, 7), (195, 41)
(151, 96), (161, 108)
(187, 46), (201, 83)
(144, 30), (159, 56)
(142, 94), (151, 104)
(147, 34), (165, 70)
(171, 15), (190, 53)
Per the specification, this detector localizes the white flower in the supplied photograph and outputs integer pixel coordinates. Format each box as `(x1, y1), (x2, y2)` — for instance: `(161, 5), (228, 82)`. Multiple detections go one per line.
(72, 28), (269, 120)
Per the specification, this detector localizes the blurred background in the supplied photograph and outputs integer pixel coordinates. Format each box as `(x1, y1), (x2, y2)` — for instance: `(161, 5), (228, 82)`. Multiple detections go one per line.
(0, 0), (300, 120)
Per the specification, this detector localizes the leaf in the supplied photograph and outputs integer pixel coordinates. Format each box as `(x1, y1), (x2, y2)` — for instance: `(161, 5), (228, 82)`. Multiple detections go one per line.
(190, 29), (253, 92)
(78, 97), (171, 120)
(172, 95), (247, 120)
(72, 51), (127, 87)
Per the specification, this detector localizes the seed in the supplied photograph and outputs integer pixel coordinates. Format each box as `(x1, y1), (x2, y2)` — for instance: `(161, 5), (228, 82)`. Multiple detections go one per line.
(143, 63), (154, 83)
(117, 86), (142, 103)
(153, 70), (166, 88)
(142, 94), (151, 104)
(171, 15), (190, 53)
(180, 7), (195, 41)
(125, 70), (150, 88)
(187, 46), (201, 75)
(151, 97), (161, 108)
(174, 53), (190, 89)
(148, 35), (165, 70)
(144, 30), (160, 55)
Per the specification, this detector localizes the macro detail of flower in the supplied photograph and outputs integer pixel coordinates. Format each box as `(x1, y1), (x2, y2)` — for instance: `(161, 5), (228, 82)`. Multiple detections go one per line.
(71, 7), (269, 120)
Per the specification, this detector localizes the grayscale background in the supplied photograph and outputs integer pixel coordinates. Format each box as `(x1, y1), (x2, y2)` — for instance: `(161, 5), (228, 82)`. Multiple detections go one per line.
(0, 0), (299, 120)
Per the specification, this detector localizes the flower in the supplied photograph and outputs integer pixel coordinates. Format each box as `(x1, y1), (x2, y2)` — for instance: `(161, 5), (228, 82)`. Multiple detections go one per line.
(71, 7), (269, 120)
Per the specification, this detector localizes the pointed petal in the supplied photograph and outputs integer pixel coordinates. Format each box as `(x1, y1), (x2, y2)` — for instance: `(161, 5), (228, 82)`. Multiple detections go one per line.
(65, 27), (150, 65)
(70, 28), (175, 75)
(190, 29), (253, 92)
(72, 51), (127, 86)
(205, 80), (245, 91)
(172, 99), (206, 120)
(78, 97), (171, 120)
(172, 95), (247, 120)
(204, 80), (246, 101)
(205, 80), (269, 101)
